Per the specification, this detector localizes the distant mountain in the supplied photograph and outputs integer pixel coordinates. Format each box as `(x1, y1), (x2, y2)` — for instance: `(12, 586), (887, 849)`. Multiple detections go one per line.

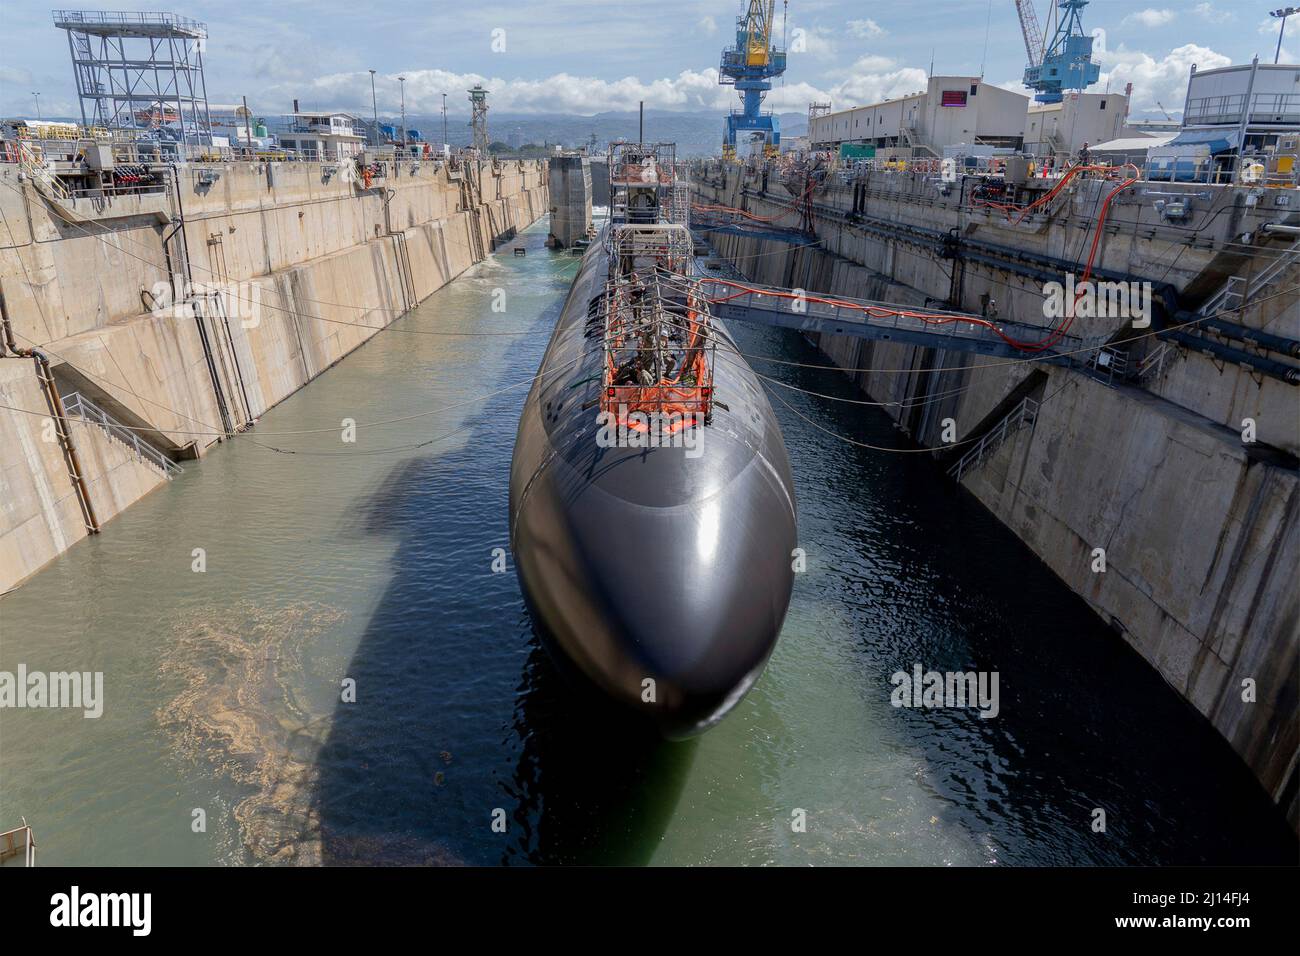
(400, 109), (808, 157)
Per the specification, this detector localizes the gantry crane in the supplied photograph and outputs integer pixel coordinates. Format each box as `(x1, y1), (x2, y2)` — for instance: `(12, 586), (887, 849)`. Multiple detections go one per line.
(1017, 0), (1100, 103)
(718, 0), (787, 160)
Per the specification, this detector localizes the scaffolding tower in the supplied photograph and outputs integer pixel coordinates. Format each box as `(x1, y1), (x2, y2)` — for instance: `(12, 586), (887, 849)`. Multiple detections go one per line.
(468, 84), (490, 153)
(53, 9), (213, 148)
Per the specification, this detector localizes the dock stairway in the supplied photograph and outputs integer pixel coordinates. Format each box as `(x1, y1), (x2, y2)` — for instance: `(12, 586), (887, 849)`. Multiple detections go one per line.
(1131, 236), (1299, 386)
(948, 396), (1039, 482)
(901, 127), (939, 159)
(61, 391), (183, 479)
(1196, 237), (1299, 318)
(16, 140), (71, 201)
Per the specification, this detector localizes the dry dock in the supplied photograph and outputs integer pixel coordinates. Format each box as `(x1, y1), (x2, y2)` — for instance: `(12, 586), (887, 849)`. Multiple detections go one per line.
(0, 156), (547, 591)
(694, 162), (1299, 826)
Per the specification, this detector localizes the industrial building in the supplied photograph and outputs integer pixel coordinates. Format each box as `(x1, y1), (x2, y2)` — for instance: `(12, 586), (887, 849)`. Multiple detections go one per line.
(275, 110), (367, 161)
(808, 76), (1029, 157)
(1172, 59), (1300, 156)
(1024, 90), (1131, 158)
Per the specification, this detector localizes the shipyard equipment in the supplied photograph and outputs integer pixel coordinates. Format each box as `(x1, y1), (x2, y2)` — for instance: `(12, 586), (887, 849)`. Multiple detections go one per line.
(1017, 0), (1100, 103)
(53, 9), (213, 148)
(509, 142), (796, 735)
(468, 85), (490, 153)
(718, 1), (788, 160)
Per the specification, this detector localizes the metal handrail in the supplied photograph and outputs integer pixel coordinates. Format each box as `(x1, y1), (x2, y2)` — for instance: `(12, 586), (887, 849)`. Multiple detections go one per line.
(0, 823), (36, 867)
(52, 10), (207, 35)
(949, 396), (1039, 482)
(60, 391), (182, 478)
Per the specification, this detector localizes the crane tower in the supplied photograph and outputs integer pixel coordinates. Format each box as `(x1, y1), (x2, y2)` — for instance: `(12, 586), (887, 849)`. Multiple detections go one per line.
(1019, 0), (1101, 103)
(718, 0), (787, 160)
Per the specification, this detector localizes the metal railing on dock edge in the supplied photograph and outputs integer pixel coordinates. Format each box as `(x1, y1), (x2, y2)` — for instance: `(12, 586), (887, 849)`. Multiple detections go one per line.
(948, 396), (1040, 483)
(60, 391), (183, 478)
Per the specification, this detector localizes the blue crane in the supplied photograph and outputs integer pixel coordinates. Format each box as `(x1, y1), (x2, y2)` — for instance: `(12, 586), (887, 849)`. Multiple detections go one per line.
(718, 0), (787, 160)
(1018, 0), (1101, 103)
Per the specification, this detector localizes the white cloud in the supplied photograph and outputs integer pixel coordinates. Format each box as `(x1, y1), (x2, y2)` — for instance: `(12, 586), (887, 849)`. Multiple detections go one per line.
(1095, 42), (1232, 115)
(1258, 15), (1295, 42)
(1193, 3), (1232, 24)
(847, 54), (900, 74)
(847, 19), (885, 40)
(697, 16), (718, 35)
(788, 23), (837, 58)
(0, 66), (33, 87)
(829, 56), (929, 107)
(272, 67), (740, 116)
(1123, 9), (1175, 28)
(263, 53), (937, 119)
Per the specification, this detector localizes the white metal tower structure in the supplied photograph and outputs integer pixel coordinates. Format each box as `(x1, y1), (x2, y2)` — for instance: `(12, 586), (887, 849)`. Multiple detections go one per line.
(468, 84), (490, 153)
(53, 9), (213, 148)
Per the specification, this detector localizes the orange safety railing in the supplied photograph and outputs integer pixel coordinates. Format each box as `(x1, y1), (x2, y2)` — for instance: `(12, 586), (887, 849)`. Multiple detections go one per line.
(600, 277), (715, 431)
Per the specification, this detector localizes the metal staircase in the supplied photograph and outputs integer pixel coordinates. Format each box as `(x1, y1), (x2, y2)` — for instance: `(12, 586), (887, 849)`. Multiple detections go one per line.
(61, 391), (183, 478)
(901, 127), (939, 159)
(17, 140), (71, 201)
(948, 396), (1039, 482)
(1198, 238), (1300, 318)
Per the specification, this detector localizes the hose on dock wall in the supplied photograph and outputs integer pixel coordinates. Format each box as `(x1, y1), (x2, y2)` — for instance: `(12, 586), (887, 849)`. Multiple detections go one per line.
(0, 281), (100, 533)
(169, 163), (234, 437)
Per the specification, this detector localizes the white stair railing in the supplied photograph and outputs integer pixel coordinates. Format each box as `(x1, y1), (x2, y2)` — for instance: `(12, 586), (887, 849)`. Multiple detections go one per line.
(948, 396), (1040, 483)
(60, 391), (182, 478)
(16, 140), (70, 201)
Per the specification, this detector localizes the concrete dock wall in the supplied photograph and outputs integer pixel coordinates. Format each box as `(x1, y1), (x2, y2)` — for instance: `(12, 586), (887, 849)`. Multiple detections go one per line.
(0, 158), (547, 592)
(697, 166), (1299, 826)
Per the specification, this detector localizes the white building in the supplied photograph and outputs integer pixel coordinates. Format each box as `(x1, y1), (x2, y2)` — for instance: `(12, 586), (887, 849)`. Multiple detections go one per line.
(1178, 61), (1300, 152)
(808, 76), (1029, 157)
(1151, 60), (1300, 182)
(1024, 92), (1130, 160)
(275, 111), (366, 161)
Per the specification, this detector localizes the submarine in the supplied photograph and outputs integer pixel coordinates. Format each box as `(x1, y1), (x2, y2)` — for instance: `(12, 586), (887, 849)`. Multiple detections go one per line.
(508, 143), (797, 737)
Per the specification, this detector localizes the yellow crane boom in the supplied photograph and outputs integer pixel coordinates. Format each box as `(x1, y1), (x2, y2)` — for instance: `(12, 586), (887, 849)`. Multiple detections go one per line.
(744, 0), (777, 67)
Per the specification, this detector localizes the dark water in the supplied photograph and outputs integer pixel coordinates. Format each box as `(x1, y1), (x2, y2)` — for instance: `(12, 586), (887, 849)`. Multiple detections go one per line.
(0, 218), (1293, 865)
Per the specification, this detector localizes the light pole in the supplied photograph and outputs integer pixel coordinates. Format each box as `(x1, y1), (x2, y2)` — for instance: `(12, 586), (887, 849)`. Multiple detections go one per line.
(368, 69), (379, 144)
(1272, 8), (1298, 64)
(31, 92), (41, 121)
(441, 92), (448, 151)
(398, 75), (407, 150)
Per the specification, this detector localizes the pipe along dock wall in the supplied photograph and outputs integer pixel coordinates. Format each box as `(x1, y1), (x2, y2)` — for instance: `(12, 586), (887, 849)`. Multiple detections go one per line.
(697, 165), (1298, 827)
(0, 158), (548, 592)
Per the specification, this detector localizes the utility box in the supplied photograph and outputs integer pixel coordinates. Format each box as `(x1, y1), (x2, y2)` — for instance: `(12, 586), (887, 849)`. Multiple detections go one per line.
(1004, 155), (1030, 185)
(82, 143), (115, 171)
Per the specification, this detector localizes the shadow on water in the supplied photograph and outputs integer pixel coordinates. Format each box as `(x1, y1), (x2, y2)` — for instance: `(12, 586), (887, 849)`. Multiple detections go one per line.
(309, 265), (694, 866)
(743, 319), (1297, 865)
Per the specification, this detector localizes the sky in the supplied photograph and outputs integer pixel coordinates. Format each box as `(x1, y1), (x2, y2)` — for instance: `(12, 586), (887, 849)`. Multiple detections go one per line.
(0, 1), (1295, 122)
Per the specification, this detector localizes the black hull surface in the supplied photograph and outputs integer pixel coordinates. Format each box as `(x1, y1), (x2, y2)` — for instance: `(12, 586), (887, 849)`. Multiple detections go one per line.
(509, 235), (797, 737)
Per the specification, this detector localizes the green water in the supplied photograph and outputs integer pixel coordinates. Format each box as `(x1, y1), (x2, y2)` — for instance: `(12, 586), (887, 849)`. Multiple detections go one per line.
(0, 218), (1292, 865)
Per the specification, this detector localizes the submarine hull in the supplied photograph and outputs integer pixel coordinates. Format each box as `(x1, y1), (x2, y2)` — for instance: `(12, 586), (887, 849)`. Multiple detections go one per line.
(509, 236), (797, 737)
